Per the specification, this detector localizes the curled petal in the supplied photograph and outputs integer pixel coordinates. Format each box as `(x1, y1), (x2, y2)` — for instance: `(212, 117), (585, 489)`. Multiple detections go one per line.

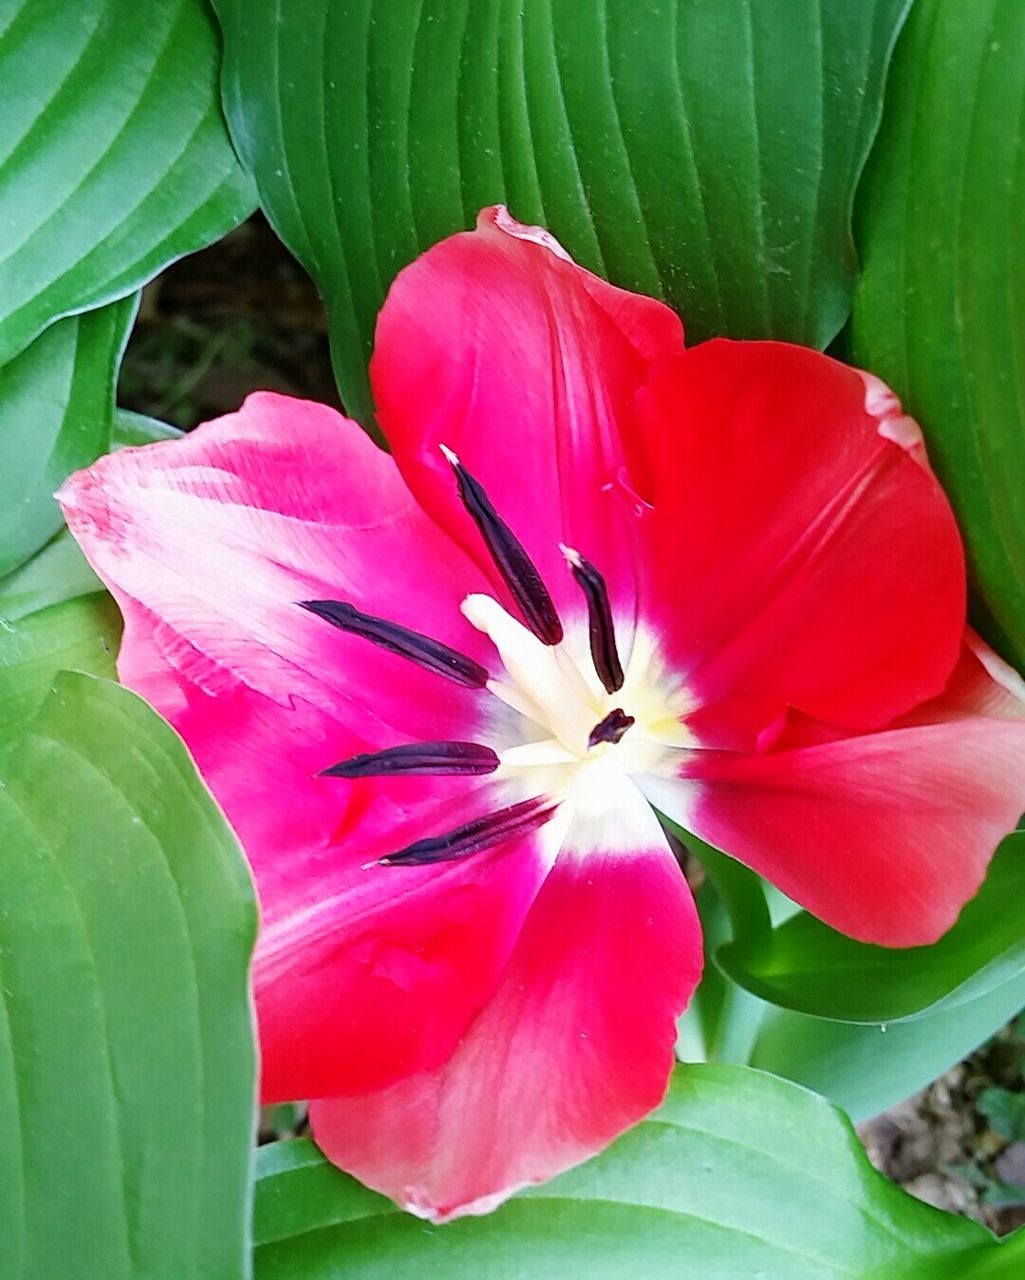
(915, 629), (1025, 721)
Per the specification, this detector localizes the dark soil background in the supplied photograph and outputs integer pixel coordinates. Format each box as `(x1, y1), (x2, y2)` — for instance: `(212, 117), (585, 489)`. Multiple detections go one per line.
(120, 215), (341, 429)
(860, 1019), (1025, 1235)
(119, 216), (1025, 1237)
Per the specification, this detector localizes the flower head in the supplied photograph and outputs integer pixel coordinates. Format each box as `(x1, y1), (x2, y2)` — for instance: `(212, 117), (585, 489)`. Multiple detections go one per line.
(58, 207), (1025, 1222)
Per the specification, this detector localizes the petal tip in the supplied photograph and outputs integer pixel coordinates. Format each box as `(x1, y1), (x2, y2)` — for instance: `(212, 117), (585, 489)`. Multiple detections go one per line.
(479, 204), (574, 263)
(964, 632), (1025, 715)
(54, 462), (96, 513)
(53, 475), (77, 510)
(402, 1182), (525, 1225)
(857, 369), (927, 459)
(53, 461), (120, 545)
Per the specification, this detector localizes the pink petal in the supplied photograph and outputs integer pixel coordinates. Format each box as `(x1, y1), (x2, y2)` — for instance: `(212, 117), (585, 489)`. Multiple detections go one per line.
(644, 716), (1025, 947)
(58, 392), (496, 743)
(310, 784), (702, 1222)
(635, 341), (965, 736)
(58, 394), (553, 1096)
(371, 206), (684, 627)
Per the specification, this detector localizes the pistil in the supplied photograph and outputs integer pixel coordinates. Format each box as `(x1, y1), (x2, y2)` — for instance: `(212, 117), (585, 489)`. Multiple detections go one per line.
(308, 532), (686, 870)
(587, 708), (635, 748)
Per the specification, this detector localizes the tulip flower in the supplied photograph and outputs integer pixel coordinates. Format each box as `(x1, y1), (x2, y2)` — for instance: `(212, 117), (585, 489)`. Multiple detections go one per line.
(59, 207), (1025, 1222)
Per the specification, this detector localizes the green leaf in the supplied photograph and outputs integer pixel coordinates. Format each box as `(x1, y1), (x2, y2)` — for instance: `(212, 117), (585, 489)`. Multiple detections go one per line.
(0, 674), (257, 1280)
(851, 0), (1025, 667)
(214, 0), (910, 425)
(0, 297), (137, 576)
(112, 407), (184, 449)
(671, 827), (768, 1065)
(0, 529), (104, 625)
(718, 834), (1025, 1025)
(677, 826), (772, 950)
(753, 966), (1025, 1123)
(979, 1087), (1025, 1143)
(252, 1065), (995, 1279)
(677, 878), (766, 1066)
(963, 1228), (1025, 1280)
(0, 0), (256, 366)
(0, 596), (120, 752)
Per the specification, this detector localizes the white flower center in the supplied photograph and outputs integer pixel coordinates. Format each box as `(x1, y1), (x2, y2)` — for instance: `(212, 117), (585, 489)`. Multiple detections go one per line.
(462, 593), (693, 805)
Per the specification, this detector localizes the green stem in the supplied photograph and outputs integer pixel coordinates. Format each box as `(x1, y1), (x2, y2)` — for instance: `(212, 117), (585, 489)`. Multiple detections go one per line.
(662, 817), (773, 953)
(678, 865), (767, 1066)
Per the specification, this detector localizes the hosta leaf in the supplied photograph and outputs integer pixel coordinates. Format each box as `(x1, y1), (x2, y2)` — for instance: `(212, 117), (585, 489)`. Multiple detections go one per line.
(252, 1065), (998, 1279)
(0, 411), (180, 624)
(852, 0), (1025, 667)
(0, 530), (103, 626)
(0, 674), (256, 1280)
(0, 0), (255, 364)
(214, 0), (910, 424)
(678, 878), (767, 1066)
(754, 966), (1025, 1124)
(0, 297), (136, 577)
(112, 407), (183, 448)
(0, 595), (120, 753)
(718, 834), (1025, 1025)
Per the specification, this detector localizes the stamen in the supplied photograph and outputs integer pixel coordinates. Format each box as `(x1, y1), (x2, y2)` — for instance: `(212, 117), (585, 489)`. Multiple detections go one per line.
(588, 707), (635, 749)
(462, 594), (592, 750)
(378, 796), (557, 866)
(299, 600), (489, 688)
(321, 741), (499, 778)
(560, 544), (624, 694)
(440, 444), (563, 646)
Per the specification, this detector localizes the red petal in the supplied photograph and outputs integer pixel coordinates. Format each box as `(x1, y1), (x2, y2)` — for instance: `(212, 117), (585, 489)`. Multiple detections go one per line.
(371, 206), (683, 628)
(310, 783), (701, 1221)
(636, 341), (965, 735)
(645, 716), (1025, 946)
(99, 692), (529, 1105)
(117, 602), (548, 1101)
(256, 807), (550, 1102)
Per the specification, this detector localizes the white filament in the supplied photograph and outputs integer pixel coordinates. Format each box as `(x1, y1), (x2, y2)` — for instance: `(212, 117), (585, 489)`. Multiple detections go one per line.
(464, 593), (694, 803)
